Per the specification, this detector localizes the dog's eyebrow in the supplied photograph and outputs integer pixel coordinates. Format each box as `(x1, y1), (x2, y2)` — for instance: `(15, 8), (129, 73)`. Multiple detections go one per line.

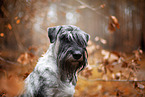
(71, 32), (87, 47)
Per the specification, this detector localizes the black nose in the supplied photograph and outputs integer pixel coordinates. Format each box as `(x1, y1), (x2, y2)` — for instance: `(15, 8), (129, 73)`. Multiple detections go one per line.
(73, 51), (82, 60)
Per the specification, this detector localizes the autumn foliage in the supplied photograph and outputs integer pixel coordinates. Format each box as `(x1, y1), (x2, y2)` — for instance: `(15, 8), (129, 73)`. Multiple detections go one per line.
(0, 0), (145, 97)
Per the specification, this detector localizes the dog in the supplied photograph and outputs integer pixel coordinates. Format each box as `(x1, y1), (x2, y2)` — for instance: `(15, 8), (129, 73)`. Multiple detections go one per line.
(20, 25), (90, 97)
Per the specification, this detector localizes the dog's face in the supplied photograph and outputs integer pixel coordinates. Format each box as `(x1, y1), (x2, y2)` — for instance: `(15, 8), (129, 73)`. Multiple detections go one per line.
(48, 25), (90, 80)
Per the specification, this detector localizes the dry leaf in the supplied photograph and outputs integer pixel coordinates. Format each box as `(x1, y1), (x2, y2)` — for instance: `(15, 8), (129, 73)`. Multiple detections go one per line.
(95, 36), (99, 41)
(0, 33), (4, 37)
(15, 17), (18, 20)
(81, 66), (92, 78)
(115, 72), (121, 80)
(110, 16), (119, 28)
(121, 61), (128, 68)
(87, 40), (93, 46)
(133, 49), (143, 60)
(16, 19), (20, 24)
(100, 4), (105, 8)
(111, 73), (115, 79)
(102, 74), (108, 80)
(96, 45), (100, 49)
(17, 52), (36, 65)
(101, 50), (110, 59)
(108, 16), (120, 33)
(109, 53), (119, 62)
(138, 83), (145, 90)
(100, 38), (107, 44)
(7, 24), (12, 30)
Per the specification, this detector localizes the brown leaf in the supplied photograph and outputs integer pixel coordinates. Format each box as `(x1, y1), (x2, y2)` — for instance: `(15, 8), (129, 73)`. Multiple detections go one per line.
(17, 52), (36, 65)
(115, 72), (121, 80)
(94, 36), (99, 42)
(102, 74), (108, 80)
(133, 49), (143, 60)
(14, 17), (18, 20)
(0, 33), (4, 37)
(100, 4), (105, 8)
(110, 16), (120, 28)
(81, 66), (92, 78)
(7, 24), (12, 30)
(108, 16), (120, 33)
(100, 38), (107, 44)
(121, 61), (128, 68)
(16, 19), (20, 24)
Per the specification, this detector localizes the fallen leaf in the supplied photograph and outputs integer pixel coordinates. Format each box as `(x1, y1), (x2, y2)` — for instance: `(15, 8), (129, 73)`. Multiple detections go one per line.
(133, 49), (143, 60)
(111, 73), (115, 79)
(81, 65), (92, 78)
(87, 40), (93, 46)
(96, 45), (100, 49)
(7, 24), (12, 30)
(102, 74), (108, 80)
(95, 36), (99, 41)
(138, 83), (145, 89)
(101, 50), (110, 59)
(121, 61), (128, 68)
(17, 52), (36, 65)
(100, 38), (107, 44)
(115, 72), (121, 80)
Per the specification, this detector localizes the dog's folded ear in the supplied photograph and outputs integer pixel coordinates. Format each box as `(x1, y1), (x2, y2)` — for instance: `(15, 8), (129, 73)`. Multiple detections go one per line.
(85, 33), (90, 43)
(47, 26), (62, 43)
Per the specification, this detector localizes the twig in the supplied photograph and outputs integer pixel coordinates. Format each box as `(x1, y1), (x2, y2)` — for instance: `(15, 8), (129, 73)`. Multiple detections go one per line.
(0, 56), (19, 65)
(79, 75), (145, 82)
(59, 3), (76, 9)
(75, 0), (109, 19)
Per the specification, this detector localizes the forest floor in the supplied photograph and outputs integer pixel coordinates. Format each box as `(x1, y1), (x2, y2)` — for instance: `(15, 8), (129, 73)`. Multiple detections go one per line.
(75, 51), (145, 97)
(0, 49), (145, 97)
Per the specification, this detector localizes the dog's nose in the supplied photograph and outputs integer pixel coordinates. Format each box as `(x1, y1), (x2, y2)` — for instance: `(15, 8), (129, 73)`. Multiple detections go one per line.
(73, 51), (82, 60)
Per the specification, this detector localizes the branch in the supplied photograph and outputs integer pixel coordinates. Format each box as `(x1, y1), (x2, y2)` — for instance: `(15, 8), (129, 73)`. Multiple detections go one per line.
(79, 75), (145, 82)
(75, 0), (109, 19)
(0, 56), (19, 65)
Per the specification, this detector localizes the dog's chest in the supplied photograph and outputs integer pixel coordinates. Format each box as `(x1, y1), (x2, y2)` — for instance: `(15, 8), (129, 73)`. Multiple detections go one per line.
(57, 81), (75, 97)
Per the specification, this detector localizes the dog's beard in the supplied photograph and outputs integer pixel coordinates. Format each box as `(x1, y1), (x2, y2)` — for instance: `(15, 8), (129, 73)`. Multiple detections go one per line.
(57, 48), (88, 82)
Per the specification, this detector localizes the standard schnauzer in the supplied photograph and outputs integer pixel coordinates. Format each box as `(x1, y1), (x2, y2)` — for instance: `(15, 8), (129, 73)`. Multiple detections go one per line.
(20, 25), (90, 97)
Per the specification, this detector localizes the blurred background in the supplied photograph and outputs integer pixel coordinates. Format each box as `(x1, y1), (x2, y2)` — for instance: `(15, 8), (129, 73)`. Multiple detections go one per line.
(0, 0), (145, 97)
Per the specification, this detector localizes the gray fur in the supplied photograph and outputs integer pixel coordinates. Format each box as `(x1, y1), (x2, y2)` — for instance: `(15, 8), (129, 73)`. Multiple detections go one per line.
(20, 25), (90, 97)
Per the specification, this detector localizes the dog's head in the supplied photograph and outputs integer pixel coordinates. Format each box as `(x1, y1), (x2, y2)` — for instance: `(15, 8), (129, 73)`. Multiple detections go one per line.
(47, 25), (90, 81)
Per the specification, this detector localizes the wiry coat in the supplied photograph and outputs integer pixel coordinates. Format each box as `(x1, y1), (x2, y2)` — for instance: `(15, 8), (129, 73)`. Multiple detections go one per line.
(20, 25), (89, 97)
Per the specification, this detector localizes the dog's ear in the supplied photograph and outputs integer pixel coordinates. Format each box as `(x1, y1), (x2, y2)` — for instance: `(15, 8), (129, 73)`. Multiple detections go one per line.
(47, 26), (62, 43)
(85, 33), (90, 43)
